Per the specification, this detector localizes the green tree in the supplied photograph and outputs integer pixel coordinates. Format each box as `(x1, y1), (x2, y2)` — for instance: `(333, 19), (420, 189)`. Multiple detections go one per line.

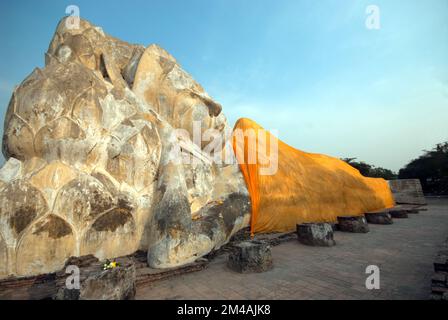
(342, 158), (397, 180)
(398, 142), (448, 195)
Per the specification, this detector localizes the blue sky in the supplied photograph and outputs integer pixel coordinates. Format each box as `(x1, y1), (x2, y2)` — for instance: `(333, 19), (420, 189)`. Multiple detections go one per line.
(0, 0), (447, 171)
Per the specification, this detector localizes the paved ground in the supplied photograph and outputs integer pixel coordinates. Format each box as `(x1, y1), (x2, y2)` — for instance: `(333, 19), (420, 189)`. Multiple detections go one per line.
(136, 198), (448, 300)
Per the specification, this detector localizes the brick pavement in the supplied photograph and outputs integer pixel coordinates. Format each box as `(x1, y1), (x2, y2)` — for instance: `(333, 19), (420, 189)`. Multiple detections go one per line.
(136, 198), (448, 300)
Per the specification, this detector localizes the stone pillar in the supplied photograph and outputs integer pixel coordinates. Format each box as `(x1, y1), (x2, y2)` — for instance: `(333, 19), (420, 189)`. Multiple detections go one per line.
(365, 212), (393, 225)
(296, 223), (336, 246)
(337, 216), (369, 233)
(227, 241), (273, 273)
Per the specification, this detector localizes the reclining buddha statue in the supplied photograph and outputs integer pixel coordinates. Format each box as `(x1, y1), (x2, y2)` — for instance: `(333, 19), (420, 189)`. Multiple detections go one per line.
(0, 17), (394, 278)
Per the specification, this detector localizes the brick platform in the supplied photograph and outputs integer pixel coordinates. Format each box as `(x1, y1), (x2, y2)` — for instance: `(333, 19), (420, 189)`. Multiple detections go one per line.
(136, 198), (448, 300)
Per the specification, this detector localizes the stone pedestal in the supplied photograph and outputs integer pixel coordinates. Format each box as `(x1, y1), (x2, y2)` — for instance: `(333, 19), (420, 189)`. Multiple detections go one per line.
(337, 216), (369, 233)
(54, 257), (136, 300)
(227, 241), (273, 273)
(389, 209), (408, 219)
(388, 179), (427, 205)
(296, 223), (336, 246)
(365, 212), (393, 225)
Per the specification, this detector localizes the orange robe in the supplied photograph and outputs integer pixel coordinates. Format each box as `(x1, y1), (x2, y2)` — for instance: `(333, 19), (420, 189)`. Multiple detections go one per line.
(232, 118), (395, 235)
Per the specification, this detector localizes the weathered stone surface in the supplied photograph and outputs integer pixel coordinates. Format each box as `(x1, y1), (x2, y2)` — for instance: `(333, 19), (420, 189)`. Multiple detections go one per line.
(132, 44), (227, 146)
(403, 206), (420, 214)
(0, 235), (7, 278)
(0, 252), (207, 300)
(136, 259), (208, 287)
(0, 17), (250, 278)
(389, 208), (409, 219)
(430, 244), (448, 300)
(434, 250), (448, 273)
(54, 257), (136, 300)
(227, 241), (273, 273)
(431, 285), (448, 295)
(0, 273), (58, 300)
(17, 214), (75, 276)
(365, 212), (393, 225)
(431, 272), (447, 287)
(337, 216), (369, 233)
(388, 179), (427, 205)
(296, 223), (335, 246)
